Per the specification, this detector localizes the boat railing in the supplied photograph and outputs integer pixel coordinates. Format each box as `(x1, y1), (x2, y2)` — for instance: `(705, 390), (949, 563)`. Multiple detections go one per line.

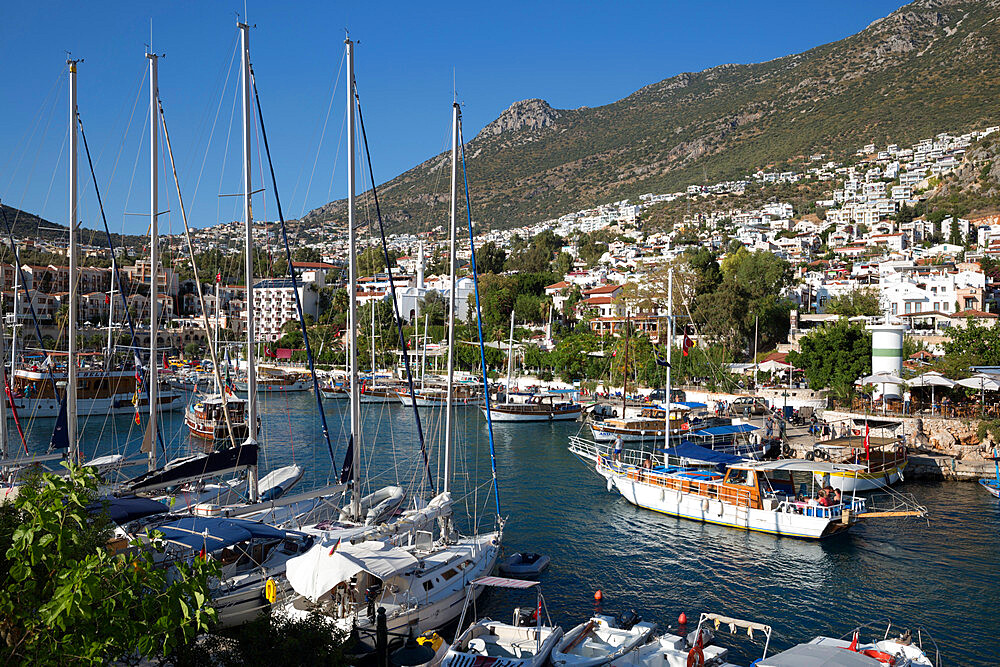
(837, 619), (941, 667)
(612, 462), (754, 508)
(774, 497), (866, 519)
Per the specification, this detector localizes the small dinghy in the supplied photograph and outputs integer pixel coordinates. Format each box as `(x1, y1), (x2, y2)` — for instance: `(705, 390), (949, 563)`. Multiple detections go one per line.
(499, 552), (550, 577)
(552, 613), (656, 667)
(443, 576), (563, 667)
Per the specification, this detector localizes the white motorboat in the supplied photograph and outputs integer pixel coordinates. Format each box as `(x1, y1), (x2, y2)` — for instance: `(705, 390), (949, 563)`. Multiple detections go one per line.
(443, 576), (563, 667)
(552, 615), (656, 667)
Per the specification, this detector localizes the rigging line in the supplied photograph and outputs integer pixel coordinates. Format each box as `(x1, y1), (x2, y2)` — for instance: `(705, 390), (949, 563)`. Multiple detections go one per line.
(76, 110), (166, 459)
(353, 82), (434, 495)
(297, 48), (346, 218)
(0, 205), (62, 409)
(121, 103), (150, 240)
(459, 117), (501, 519)
(249, 66), (336, 465)
(94, 63), (146, 173)
(2, 69), (62, 194)
(39, 125), (69, 227)
(105, 64), (147, 189)
(11, 75), (64, 232)
(216, 60), (242, 228)
(191, 34), (241, 212)
(325, 109), (348, 206)
(164, 278), (237, 444)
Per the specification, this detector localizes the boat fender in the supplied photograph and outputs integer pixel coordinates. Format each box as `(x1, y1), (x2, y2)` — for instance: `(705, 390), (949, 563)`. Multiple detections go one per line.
(607, 477), (614, 492)
(264, 578), (277, 604)
(702, 498), (709, 513)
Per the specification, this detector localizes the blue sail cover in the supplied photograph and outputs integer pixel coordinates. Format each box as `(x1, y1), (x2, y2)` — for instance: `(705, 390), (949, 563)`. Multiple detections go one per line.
(657, 441), (746, 466)
(691, 424), (759, 437)
(151, 517), (286, 552)
(88, 495), (169, 524)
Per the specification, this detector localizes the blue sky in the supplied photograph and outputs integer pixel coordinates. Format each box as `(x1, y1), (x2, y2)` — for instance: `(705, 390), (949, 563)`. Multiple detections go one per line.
(0, 1), (908, 236)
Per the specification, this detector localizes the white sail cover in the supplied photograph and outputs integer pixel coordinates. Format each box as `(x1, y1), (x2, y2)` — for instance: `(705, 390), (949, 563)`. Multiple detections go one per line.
(286, 539), (419, 602)
(348, 491), (453, 544)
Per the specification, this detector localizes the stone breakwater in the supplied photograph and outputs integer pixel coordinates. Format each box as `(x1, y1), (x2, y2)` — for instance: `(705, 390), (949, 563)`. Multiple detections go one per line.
(821, 410), (996, 481)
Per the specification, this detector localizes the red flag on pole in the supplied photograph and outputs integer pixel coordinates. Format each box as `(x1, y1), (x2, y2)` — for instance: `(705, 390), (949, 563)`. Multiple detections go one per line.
(215, 272), (221, 283)
(863, 422), (871, 462)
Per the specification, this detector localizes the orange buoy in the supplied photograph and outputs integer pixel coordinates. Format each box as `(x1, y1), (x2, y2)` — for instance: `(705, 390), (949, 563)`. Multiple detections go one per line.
(678, 612), (687, 625)
(594, 590), (603, 601)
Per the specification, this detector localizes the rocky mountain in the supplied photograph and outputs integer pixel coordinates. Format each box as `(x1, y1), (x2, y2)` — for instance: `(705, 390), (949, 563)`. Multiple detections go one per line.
(305, 0), (1000, 232)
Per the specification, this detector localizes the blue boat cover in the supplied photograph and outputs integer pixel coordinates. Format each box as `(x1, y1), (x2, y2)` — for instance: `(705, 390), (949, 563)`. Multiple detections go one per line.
(675, 401), (708, 409)
(151, 516), (286, 552)
(88, 495), (169, 524)
(657, 441), (746, 466)
(691, 423), (759, 436)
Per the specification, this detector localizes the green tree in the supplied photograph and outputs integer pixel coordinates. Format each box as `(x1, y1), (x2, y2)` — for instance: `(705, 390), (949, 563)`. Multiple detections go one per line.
(942, 318), (1000, 366)
(475, 242), (507, 275)
(417, 291), (447, 327)
(0, 464), (216, 664)
(787, 319), (871, 396)
(357, 246), (397, 277)
(825, 288), (882, 317)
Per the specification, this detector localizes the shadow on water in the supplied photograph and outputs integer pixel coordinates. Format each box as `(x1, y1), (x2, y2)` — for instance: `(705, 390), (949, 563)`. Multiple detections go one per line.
(25, 393), (997, 665)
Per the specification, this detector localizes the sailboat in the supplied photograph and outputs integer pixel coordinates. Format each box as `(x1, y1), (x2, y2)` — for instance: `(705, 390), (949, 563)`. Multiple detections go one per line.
(485, 311), (582, 423)
(124, 36), (308, 511)
(280, 65), (501, 635)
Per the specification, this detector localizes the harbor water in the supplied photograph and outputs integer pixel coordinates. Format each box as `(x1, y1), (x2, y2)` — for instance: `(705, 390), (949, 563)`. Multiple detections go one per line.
(22, 392), (999, 665)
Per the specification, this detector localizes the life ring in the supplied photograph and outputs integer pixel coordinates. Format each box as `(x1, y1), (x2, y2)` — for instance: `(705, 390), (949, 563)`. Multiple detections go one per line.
(686, 646), (704, 667)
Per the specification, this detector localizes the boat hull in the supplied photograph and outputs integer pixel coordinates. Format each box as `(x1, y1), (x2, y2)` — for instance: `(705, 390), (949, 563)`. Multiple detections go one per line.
(816, 465), (904, 493)
(9, 393), (184, 420)
(235, 380), (311, 393)
(608, 469), (854, 539)
(486, 406), (582, 422)
(980, 478), (1000, 498)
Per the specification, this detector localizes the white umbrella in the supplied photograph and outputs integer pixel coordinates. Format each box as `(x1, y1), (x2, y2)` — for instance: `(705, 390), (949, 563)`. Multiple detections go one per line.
(857, 372), (907, 414)
(908, 372), (955, 415)
(858, 372), (907, 385)
(956, 373), (1000, 411)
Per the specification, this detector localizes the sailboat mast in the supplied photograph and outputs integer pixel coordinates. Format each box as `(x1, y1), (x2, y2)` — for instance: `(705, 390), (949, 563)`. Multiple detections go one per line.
(67, 58), (79, 461)
(346, 38), (361, 520)
(665, 269), (673, 454)
(419, 314), (427, 391)
(239, 22), (259, 502)
(0, 316), (8, 461)
(443, 101), (459, 494)
(622, 311), (629, 419)
(10, 268), (17, 371)
(147, 50), (159, 472)
(505, 309), (515, 396)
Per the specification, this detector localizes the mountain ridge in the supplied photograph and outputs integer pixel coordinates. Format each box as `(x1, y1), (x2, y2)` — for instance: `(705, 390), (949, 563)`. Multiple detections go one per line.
(304, 0), (1000, 233)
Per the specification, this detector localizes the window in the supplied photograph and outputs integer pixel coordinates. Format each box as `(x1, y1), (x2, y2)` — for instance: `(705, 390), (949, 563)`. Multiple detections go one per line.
(726, 469), (748, 485)
(905, 303), (912, 314)
(891, 303), (898, 315)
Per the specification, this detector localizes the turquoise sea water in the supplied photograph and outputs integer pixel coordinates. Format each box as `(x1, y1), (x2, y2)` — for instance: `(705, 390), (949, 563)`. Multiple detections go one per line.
(21, 392), (998, 665)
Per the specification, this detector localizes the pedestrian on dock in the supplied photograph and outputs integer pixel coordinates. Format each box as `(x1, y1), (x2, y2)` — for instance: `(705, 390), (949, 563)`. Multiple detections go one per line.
(904, 389), (912, 415)
(765, 416), (774, 439)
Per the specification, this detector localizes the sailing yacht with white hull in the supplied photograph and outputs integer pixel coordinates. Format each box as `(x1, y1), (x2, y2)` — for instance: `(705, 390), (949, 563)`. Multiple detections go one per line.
(281, 66), (501, 634)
